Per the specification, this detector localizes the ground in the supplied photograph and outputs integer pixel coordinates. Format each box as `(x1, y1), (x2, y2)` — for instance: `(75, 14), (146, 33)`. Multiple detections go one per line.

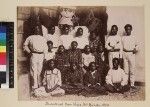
(18, 73), (145, 101)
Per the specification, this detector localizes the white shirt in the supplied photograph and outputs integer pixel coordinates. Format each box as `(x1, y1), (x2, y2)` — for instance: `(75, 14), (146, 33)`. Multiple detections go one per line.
(24, 35), (48, 53)
(43, 68), (62, 89)
(106, 68), (128, 86)
(82, 53), (95, 66)
(105, 35), (122, 58)
(60, 34), (74, 49)
(45, 50), (56, 61)
(122, 35), (138, 51)
(105, 35), (122, 50)
(73, 36), (89, 49)
(44, 34), (61, 48)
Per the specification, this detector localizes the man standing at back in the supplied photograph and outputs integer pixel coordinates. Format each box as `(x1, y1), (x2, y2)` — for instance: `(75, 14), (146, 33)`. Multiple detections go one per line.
(105, 25), (122, 69)
(23, 25), (48, 90)
(122, 24), (138, 89)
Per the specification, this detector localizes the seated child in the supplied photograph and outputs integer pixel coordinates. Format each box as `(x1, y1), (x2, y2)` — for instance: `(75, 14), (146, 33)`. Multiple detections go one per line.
(105, 58), (129, 93)
(33, 59), (65, 97)
(45, 41), (56, 61)
(82, 62), (108, 96)
(82, 45), (95, 73)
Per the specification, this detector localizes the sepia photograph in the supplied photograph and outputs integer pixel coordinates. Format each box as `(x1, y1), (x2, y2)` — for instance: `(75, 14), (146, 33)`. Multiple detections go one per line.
(17, 6), (145, 101)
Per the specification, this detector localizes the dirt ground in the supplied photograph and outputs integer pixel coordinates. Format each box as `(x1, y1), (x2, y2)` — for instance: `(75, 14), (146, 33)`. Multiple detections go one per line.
(18, 73), (145, 101)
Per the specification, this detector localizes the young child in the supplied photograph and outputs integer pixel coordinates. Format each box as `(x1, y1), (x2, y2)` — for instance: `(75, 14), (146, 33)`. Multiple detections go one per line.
(83, 62), (108, 96)
(55, 45), (69, 84)
(82, 45), (95, 72)
(34, 59), (65, 97)
(105, 25), (122, 69)
(105, 58), (129, 93)
(122, 24), (138, 89)
(44, 41), (56, 61)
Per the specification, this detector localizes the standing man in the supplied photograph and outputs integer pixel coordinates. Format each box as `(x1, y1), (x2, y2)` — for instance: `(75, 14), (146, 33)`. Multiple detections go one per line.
(122, 24), (138, 89)
(105, 25), (122, 69)
(23, 26), (48, 90)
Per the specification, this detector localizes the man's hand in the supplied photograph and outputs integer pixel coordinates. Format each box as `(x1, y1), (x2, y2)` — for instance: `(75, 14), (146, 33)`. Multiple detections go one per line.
(133, 48), (138, 54)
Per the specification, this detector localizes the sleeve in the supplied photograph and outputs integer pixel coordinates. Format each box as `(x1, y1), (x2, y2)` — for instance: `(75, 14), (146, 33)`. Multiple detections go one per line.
(101, 52), (105, 61)
(121, 69), (128, 86)
(106, 70), (113, 85)
(42, 71), (47, 86)
(43, 39), (48, 59)
(23, 37), (31, 53)
(134, 37), (139, 51)
(105, 37), (112, 50)
(57, 70), (62, 86)
(42, 25), (48, 38)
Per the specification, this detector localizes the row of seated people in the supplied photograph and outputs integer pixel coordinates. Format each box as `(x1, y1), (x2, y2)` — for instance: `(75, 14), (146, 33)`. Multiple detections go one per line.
(34, 58), (129, 97)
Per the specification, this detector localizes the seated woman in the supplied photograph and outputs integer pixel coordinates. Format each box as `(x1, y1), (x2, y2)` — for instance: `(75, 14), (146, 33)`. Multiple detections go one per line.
(82, 62), (108, 96)
(64, 62), (84, 94)
(33, 59), (65, 97)
(105, 58), (129, 94)
(55, 45), (69, 84)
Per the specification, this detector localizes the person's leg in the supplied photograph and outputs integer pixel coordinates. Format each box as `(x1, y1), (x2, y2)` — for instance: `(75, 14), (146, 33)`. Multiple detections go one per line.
(51, 87), (65, 96)
(104, 84), (116, 93)
(37, 54), (44, 87)
(129, 54), (136, 87)
(95, 85), (108, 95)
(108, 52), (113, 69)
(123, 53), (129, 84)
(121, 85), (130, 92)
(30, 54), (38, 89)
(34, 86), (49, 97)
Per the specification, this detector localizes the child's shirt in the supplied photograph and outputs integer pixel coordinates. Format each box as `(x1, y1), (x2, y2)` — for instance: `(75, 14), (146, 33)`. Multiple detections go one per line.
(106, 68), (128, 86)
(45, 49), (56, 61)
(44, 34), (61, 48)
(82, 53), (95, 67)
(43, 68), (62, 90)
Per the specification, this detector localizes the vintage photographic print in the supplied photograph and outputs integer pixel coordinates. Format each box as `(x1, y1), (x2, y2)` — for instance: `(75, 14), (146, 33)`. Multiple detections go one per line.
(17, 6), (145, 101)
